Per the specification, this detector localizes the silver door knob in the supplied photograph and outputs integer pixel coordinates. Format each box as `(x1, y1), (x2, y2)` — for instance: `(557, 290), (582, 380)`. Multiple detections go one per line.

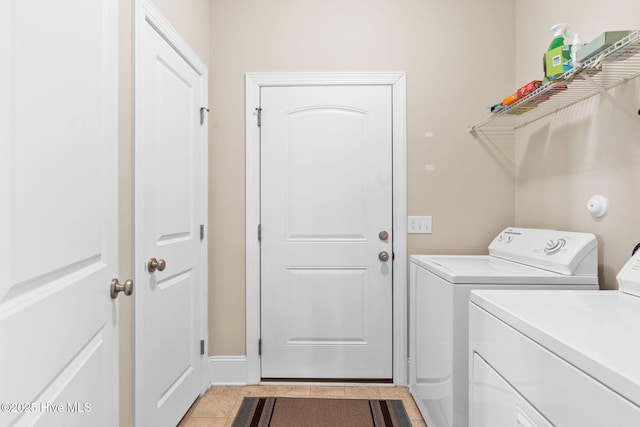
(147, 258), (166, 272)
(378, 251), (390, 262)
(379, 230), (389, 241)
(111, 278), (133, 299)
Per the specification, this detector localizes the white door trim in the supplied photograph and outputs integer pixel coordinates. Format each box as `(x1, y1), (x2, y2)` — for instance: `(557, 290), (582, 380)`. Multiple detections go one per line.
(133, 0), (209, 421)
(245, 72), (407, 385)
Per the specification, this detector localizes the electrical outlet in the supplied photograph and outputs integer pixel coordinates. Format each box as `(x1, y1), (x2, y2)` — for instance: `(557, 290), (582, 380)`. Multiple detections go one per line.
(408, 216), (432, 234)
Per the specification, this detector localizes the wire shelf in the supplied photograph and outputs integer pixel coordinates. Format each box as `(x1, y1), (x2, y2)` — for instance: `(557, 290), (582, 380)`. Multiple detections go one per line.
(469, 30), (640, 132)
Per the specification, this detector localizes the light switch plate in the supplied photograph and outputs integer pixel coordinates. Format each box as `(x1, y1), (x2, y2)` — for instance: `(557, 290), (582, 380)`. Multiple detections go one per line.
(408, 216), (432, 234)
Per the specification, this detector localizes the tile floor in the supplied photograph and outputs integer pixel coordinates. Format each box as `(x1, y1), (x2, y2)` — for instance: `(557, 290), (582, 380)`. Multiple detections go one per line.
(178, 384), (427, 427)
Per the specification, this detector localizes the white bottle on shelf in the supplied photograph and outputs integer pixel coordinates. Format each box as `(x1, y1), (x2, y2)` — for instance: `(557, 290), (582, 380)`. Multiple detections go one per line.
(571, 33), (582, 66)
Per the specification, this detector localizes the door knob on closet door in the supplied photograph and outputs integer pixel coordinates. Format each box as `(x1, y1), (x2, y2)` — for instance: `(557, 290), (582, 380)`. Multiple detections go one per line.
(147, 257), (166, 272)
(111, 278), (133, 299)
(378, 251), (390, 262)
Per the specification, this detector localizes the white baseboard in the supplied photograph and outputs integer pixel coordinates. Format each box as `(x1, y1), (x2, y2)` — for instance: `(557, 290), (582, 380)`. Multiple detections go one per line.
(209, 356), (249, 385)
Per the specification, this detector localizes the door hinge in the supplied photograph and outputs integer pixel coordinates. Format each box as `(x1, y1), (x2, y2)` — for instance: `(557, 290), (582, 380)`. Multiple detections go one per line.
(255, 107), (262, 127)
(200, 339), (205, 356)
(392, 252), (395, 261)
(200, 107), (210, 125)
(258, 224), (261, 241)
(200, 224), (205, 240)
(258, 338), (262, 356)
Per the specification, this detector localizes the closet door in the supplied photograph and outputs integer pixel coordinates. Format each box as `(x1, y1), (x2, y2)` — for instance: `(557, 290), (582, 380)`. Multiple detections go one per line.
(134, 2), (208, 425)
(0, 1), (119, 426)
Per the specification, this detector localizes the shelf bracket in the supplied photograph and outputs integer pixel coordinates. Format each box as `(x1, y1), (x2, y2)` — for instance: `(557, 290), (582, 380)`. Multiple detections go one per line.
(582, 73), (639, 123)
(582, 72), (610, 98)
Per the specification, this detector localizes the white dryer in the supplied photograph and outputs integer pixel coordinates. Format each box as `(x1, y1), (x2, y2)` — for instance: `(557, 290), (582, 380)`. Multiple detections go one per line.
(468, 250), (640, 426)
(409, 227), (599, 427)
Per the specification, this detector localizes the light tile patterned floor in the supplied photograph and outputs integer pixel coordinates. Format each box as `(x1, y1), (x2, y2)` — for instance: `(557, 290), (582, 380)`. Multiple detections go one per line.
(178, 385), (427, 427)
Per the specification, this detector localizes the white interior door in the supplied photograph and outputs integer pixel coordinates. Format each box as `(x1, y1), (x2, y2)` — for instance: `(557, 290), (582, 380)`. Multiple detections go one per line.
(0, 1), (119, 426)
(134, 3), (207, 425)
(260, 85), (393, 379)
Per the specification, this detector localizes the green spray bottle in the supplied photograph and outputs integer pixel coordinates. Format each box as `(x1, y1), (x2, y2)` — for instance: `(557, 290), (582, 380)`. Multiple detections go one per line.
(549, 23), (569, 50)
(544, 23), (570, 81)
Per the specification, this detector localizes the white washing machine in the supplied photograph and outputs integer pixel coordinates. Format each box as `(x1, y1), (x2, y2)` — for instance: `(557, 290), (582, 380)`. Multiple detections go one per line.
(468, 251), (640, 426)
(409, 227), (599, 427)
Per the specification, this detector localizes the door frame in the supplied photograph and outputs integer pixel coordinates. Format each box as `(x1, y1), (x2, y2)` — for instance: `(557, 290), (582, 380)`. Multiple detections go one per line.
(245, 72), (407, 385)
(133, 0), (209, 422)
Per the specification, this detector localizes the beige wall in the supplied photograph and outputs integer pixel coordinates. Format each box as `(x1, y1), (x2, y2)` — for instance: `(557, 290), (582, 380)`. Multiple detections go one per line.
(118, 1), (209, 426)
(513, 0), (640, 288)
(118, 2), (133, 427)
(208, 0), (516, 355)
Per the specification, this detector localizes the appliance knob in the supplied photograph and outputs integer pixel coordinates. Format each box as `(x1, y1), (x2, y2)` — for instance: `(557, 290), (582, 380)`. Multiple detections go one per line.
(544, 239), (566, 255)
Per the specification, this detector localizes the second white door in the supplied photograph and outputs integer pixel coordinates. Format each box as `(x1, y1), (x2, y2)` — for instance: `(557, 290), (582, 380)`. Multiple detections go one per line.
(134, 7), (206, 426)
(260, 85), (393, 379)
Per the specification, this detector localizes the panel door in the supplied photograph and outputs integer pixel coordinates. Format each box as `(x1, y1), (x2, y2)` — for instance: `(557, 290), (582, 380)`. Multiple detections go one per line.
(134, 13), (205, 427)
(260, 85), (393, 379)
(0, 1), (119, 425)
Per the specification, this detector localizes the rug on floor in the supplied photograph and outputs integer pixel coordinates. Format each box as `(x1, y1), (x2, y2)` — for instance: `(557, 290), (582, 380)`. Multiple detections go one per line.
(231, 396), (412, 427)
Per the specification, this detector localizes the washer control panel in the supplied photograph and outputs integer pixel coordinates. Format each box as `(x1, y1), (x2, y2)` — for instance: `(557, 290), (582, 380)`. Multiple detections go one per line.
(489, 227), (598, 275)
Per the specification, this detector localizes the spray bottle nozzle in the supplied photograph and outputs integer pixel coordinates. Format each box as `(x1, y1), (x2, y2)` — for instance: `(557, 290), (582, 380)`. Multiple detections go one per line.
(551, 23), (569, 39)
(549, 23), (570, 51)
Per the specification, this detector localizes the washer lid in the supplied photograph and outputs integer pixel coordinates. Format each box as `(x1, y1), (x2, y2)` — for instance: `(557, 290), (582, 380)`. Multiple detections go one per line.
(470, 290), (640, 407)
(410, 255), (597, 284)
